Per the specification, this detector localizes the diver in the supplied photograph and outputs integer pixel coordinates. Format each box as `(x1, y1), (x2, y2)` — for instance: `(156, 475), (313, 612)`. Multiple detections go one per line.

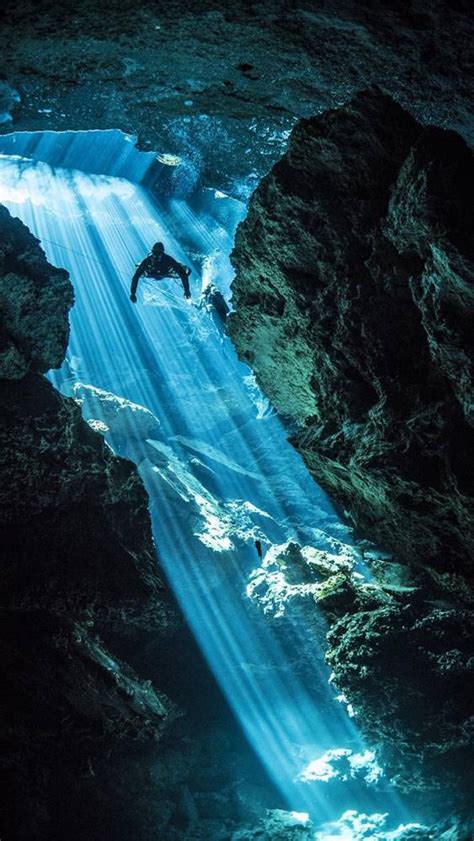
(198, 282), (229, 324)
(130, 242), (191, 302)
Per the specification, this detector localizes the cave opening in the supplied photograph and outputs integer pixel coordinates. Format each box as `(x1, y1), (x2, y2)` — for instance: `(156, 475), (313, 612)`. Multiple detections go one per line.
(0, 128), (427, 837)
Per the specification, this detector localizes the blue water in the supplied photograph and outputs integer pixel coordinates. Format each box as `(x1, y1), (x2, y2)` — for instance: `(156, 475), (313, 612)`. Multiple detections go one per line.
(0, 133), (419, 836)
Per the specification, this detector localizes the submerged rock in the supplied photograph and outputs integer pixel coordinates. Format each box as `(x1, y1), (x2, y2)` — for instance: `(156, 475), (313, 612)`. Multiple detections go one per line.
(229, 88), (474, 573)
(0, 372), (171, 624)
(229, 90), (474, 807)
(232, 809), (313, 840)
(72, 381), (162, 452)
(0, 206), (73, 378)
(326, 597), (474, 802)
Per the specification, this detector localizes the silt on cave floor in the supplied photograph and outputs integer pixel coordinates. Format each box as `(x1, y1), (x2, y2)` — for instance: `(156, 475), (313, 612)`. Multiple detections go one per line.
(0, 10), (473, 834)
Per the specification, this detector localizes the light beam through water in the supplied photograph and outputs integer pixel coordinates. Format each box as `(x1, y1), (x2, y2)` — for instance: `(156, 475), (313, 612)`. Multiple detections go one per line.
(0, 132), (419, 834)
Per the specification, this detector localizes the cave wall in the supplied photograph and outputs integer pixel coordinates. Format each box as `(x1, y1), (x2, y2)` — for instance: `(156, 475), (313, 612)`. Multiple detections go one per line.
(228, 89), (474, 806)
(229, 89), (474, 573)
(1, 0), (473, 195)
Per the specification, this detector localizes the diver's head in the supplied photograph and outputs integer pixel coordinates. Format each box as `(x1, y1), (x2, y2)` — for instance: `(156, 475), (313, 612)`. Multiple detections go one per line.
(152, 242), (165, 255)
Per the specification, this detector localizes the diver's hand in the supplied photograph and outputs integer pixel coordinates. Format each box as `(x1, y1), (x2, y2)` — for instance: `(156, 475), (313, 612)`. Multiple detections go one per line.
(184, 293), (191, 302)
(130, 293), (137, 303)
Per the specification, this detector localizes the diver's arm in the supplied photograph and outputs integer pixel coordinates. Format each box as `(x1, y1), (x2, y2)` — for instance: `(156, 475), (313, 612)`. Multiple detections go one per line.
(130, 259), (148, 302)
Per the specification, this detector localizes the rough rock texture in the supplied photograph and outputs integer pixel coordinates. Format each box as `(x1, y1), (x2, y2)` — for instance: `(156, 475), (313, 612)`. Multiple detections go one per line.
(0, 206), (73, 379)
(0, 1), (473, 194)
(72, 381), (162, 448)
(1, 610), (182, 841)
(249, 541), (474, 810)
(230, 806), (464, 840)
(229, 89), (474, 573)
(232, 809), (314, 840)
(0, 372), (174, 626)
(229, 90), (474, 809)
(326, 590), (474, 803)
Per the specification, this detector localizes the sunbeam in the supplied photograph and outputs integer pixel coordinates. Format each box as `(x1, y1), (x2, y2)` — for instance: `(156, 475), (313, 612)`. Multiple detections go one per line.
(0, 132), (418, 834)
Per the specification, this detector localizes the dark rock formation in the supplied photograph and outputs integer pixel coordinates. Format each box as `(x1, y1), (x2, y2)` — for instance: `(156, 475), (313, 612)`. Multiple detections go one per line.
(232, 809), (314, 840)
(0, 206), (73, 378)
(229, 89), (474, 573)
(2, 610), (181, 841)
(0, 372), (174, 626)
(326, 589), (474, 804)
(229, 90), (474, 807)
(0, 1), (473, 194)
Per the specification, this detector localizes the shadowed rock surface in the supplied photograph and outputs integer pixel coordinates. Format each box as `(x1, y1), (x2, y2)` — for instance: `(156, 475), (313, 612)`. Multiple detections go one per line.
(229, 89), (474, 573)
(229, 89), (474, 810)
(0, 1), (473, 195)
(0, 372), (173, 624)
(0, 208), (181, 839)
(0, 206), (73, 378)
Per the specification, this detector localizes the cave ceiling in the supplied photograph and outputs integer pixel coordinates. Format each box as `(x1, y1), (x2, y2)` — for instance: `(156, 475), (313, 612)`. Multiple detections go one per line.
(1, 0), (473, 193)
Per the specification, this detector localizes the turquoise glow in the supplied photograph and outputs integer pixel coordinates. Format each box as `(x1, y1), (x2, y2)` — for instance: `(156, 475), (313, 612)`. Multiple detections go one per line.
(0, 133), (416, 833)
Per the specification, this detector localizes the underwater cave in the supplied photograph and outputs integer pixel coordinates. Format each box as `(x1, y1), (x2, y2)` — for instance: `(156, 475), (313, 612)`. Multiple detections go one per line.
(1, 3), (473, 841)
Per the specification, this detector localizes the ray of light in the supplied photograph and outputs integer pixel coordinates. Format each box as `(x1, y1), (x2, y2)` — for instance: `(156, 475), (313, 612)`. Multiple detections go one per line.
(0, 138), (415, 830)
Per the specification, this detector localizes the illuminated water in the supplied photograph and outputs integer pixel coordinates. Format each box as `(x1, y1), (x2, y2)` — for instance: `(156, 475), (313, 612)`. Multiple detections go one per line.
(0, 133), (418, 836)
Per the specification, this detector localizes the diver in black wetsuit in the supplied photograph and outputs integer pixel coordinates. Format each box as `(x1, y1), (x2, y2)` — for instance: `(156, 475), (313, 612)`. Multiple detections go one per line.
(199, 283), (230, 324)
(130, 242), (191, 302)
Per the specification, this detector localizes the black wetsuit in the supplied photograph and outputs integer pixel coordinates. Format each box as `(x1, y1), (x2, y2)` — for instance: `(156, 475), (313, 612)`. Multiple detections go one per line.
(131, 252), (191, 299)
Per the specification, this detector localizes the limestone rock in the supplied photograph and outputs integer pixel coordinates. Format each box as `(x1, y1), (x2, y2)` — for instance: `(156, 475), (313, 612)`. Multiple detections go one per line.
(0, 205), (73, 378)
(229, 89), (474, 573)
(0, 372), (173, 621)
(230, 89), (474, 807)
(2, 610), (183, 838)
(72, 381), (162, 450)
(231, 809), (313, 841)
(326, 596), (474, 801)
